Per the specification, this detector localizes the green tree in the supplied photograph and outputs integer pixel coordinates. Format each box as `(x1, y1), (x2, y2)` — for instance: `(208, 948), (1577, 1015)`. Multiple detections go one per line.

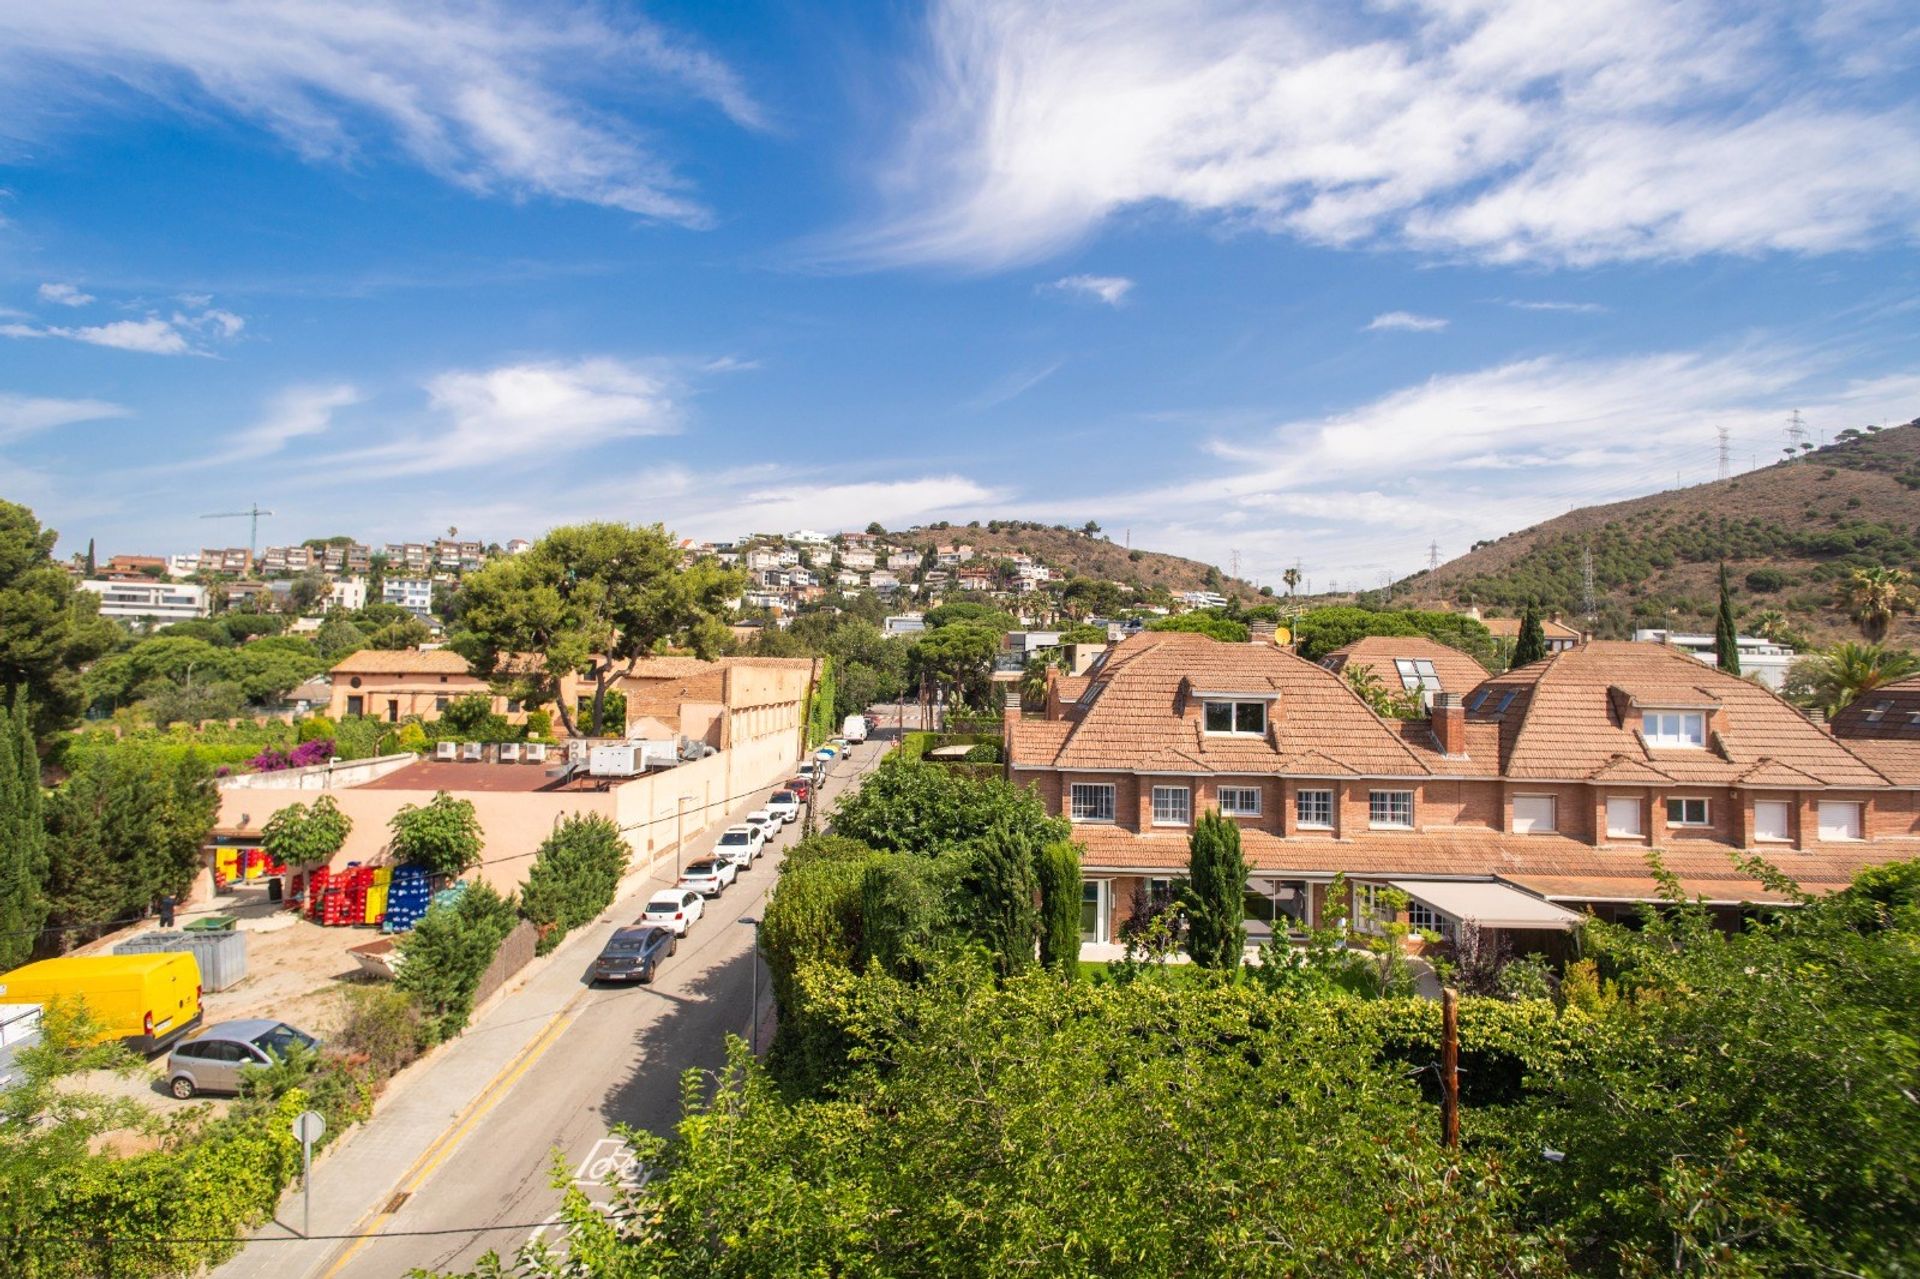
(1511, 606), (1548, 668)
(963, 820), (1039, 978)
(1035, 838), (1081, 978)
(1785, 642), (1920, 715)
(1145, 611), (1249, 642)
(831, 753), (1066, 857)
(1183, 810), (1246, 969)
(389, 791), (483, 878)
(520, 815), (630, 954)
(456, 522), (741, 736)
(0, 695), (47, 968)
(312, 615), (367, 662)
(259, 795), (352, 872)
(1715, 562), (1742, 675)
(909, 623), (1000, 709)
(0, 501), (117, 741)
(1841, 565), (1916, 643)
(395, 882), (518, 1041)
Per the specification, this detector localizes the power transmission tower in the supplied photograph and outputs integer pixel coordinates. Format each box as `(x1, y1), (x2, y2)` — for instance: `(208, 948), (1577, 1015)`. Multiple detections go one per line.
(1428, 540), (1440, 571)
(1716, 425), (1730, 480)
(1229, 548), (1241, 579)
(1785, 409), (1808, 455)
(1581, 543), (1597, 624)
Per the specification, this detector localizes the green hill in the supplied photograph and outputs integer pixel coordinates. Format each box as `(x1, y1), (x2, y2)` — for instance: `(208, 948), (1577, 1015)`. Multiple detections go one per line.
(1397, 418), (1920, 645)
(889, 519), (1264, 600)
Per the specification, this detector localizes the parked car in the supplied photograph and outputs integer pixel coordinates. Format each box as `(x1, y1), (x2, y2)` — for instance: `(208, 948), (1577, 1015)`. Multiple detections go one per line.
(814, 747), (836, 762)
(0, 952), (203, 1054)
(783, 776), (813, 801)
(591, 926), (675, 985)
(765, 791), (801, 823)
(744, 808), (782, 840)
(714, 825), (762, 869)
(642, 889), (704, 936)
(678, 858), (737, 898)
(843, 714), (868, 744)
(165, 1019), (318, 1099)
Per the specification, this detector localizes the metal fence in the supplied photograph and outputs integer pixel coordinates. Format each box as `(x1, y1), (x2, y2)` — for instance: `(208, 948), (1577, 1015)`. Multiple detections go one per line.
(112, 930), (249, 992)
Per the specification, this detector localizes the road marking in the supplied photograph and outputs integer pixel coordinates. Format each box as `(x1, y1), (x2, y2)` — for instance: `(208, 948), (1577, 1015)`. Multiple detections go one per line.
(316, 995), (584, 1279)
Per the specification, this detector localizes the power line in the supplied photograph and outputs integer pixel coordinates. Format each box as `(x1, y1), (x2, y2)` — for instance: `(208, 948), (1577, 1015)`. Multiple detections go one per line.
(6, 1210), (643, 1248)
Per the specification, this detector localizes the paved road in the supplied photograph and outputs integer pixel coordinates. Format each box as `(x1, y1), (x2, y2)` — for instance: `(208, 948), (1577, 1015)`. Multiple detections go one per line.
(314, 736), (890, 1278)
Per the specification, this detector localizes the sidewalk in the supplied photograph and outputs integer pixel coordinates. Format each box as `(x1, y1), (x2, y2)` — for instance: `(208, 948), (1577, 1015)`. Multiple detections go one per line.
(210, 771), (804, 1279)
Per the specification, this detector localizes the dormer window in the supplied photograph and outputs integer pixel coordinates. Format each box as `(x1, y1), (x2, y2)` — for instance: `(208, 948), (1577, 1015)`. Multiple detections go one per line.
(1643, 710), (1705, 748)
(1204, 700), (1267, 735)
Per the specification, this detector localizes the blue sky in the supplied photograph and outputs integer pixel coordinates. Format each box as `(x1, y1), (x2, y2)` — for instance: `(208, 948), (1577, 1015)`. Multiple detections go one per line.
(2, 0), (1918, 588)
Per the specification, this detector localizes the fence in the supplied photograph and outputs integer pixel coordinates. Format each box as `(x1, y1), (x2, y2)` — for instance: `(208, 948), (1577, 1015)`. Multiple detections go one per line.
(112, 929), (249, 992)
(473, 920), (539, 1010)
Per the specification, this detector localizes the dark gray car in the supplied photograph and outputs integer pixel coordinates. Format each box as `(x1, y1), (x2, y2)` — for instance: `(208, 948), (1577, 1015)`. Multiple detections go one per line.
(166, 1019), (318, 1099)
(592, 925), (676, 984)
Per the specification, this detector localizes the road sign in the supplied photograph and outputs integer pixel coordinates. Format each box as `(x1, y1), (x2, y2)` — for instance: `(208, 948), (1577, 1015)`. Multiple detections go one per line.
(293, 1109), (326, 1237)
(293, 1109), (326, 1145)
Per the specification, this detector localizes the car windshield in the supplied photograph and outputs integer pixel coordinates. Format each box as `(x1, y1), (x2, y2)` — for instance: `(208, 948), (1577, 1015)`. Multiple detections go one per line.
(605, 937), (649, 953)
(773, 793), (796, 803)
(252, 1024), (316, 1057)
(685, 862), (717, 875)
(646, 896), (683, 912)
(718, 833), (749, 844)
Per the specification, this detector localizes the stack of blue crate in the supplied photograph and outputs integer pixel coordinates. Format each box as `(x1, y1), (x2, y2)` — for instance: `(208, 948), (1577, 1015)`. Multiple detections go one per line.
(381, 865), (435, 933)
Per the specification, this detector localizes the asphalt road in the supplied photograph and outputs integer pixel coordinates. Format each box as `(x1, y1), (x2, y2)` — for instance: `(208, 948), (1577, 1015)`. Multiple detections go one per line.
(316, 737), (889, 1278)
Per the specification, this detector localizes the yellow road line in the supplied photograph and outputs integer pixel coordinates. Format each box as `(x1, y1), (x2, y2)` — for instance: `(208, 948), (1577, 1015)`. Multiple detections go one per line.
(317, 995), (584, 1278)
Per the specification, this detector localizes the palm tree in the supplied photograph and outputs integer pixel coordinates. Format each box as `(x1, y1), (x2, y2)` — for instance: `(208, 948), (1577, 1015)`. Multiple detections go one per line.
(1282, 567), (1301, 597)
(1749, 609), (1790, 642)
(1795, 642), (1920, 715)
(1841, 567), (1916, 642)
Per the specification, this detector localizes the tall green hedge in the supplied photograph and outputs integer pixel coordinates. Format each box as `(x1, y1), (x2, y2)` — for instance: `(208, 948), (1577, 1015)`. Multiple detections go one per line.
(521, 814), (631, 954)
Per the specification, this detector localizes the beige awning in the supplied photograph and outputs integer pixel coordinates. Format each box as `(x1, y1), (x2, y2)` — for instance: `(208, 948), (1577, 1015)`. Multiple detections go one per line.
(1387, 879), (1584, 931)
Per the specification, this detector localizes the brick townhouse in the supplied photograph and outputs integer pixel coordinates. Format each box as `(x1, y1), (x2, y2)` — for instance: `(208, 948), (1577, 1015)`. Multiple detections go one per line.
(1007, 631), (1920, 950)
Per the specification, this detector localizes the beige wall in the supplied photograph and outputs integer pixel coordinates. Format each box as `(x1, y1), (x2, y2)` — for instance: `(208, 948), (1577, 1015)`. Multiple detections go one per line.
(328, 672), (529, 725)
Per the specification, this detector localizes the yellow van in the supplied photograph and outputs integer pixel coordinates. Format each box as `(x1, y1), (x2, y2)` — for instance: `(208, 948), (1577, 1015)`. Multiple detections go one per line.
(0, 953), (204, 1053)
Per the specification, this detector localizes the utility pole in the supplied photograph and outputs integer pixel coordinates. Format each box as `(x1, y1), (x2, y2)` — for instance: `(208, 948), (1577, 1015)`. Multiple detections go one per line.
(1441, 987), (1461, 1149)
(1229, 548), (1241, 579)
(1581, 543), (1597, 625)
(1785, 409), (1808, 456)
(1716, 425), (1731, 480)
(1427, 540), (1440, 572)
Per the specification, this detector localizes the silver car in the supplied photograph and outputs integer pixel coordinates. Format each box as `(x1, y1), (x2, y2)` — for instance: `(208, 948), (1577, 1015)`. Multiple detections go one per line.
(166, 1019), (318, 1099)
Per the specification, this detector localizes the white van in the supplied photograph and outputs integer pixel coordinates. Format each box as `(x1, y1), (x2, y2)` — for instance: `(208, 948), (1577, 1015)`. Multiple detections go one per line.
(842, 714), (868, 745)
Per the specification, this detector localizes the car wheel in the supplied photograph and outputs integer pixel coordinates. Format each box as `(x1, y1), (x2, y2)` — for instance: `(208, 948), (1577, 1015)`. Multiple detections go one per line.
(170, 1076), (196, 1100)
(669, 937), (678, 956)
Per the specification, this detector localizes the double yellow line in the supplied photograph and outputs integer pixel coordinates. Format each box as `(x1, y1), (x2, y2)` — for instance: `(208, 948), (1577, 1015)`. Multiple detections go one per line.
(317, 992), (585, 1278)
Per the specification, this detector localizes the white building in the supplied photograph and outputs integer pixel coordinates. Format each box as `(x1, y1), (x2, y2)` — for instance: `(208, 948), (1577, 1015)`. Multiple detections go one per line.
(883, 613), (927, 636)
(81, 580), (209, 626)
(167, 552), (201, 577)
(328, 577), (368, 611)
(1631, 629), (1798, 691)
(383, 577), (434, 617)
(1180, 590), (1229, 609)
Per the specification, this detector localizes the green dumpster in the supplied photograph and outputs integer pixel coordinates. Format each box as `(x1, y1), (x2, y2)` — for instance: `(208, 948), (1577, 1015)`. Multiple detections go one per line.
(183, 914), (237, 934)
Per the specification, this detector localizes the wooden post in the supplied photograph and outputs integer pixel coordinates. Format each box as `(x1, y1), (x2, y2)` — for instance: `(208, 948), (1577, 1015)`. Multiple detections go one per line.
(1441, 986), (1461, 1149)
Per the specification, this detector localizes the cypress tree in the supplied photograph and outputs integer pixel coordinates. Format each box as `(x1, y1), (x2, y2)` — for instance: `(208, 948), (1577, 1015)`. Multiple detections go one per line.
(1183, 810), (1246, 970)
(1035, 838), (1082, 978)
(0, 694), (48, 968)
(1512, 606), (1548, 668)
(964, 819), (1039, 978)
(1716, 563), (1742, 675)
(84, 537), (96, 577)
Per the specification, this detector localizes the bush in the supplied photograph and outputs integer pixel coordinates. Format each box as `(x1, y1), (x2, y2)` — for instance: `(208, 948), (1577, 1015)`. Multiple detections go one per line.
(330, 985), (429, 1082)
(1745, 567), (1788, 593)
(395, 882), (519, 1041)
(830, 753), (1065, 857)
(520, 814), (631, 954)
(962, 741), (1001, 764)
(388, 791), (483, 878)
(295, 714), (337, 743)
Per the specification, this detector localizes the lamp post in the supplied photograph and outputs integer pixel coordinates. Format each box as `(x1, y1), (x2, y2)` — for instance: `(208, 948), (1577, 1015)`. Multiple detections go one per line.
(737, 916), (762, 1054)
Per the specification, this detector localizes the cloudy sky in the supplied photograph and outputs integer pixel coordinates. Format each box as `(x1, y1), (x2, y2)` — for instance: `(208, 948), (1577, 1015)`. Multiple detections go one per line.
(2, 0), (1918, 588)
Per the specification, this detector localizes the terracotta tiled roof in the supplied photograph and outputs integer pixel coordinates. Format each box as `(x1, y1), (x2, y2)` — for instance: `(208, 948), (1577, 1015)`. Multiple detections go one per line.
(1008, 718), (1075, 765)
(1054, 674), (1090, 704)
(1829, 675), (1920, 742)
(330, 648), (471, 675)
(1469, 642), (1888, 787)
(1029, 632), (1430, 777)
(1070, 823), (1908, 903)
(1322, 635), (1490, 694)
(1480, 616), (1584, 641)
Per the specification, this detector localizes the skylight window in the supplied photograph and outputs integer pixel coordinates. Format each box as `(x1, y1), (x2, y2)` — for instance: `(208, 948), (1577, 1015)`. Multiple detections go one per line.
(1865, 700), (1893, 723)
(1393, 657), (1441, 692)
(1466, 689), (1490, 712)
(1495, 691), (1517, 714)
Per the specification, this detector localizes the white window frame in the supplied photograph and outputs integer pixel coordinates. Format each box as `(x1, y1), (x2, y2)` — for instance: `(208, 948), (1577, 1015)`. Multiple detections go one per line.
(1354, 883), (1396, 935)
(1643, 710), (1706, 748)
(1295, 788), (1334, 829)
(1202, 700), (1268, 736)
(1218, 786), (1262, 817)
(1404, 899), (1447, 933)
(1069, 783), (1116, 823)
(1817, 800), (1863, 842)
(1666, 796), (1710, 827)
(1753, 799), (1792, 843)
(1368, 790), (1414, 830)
(1512, 794), (1557, 835)
(1150, 785), (1191, 827)
(1605, 796), (1644, 838)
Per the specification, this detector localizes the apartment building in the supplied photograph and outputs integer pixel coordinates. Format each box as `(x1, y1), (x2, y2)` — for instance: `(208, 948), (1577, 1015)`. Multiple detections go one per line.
(888, 550), (921, 571)
(1008, 633), (1917, 950)
(260, 545), (317, 574)
(383, 543), (433, 574)
(383, 577), (434, 617)
(434, 539), (486, 572)
(328, 577), (368, 611)
(322, 542), (373, 575)
(199, 547), (253, 576)
(80, 579), (210, 625)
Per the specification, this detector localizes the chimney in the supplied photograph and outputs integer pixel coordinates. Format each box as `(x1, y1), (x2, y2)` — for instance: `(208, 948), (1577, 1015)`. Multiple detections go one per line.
(1807, 706), (1829, 733)
(1002, 681), (1022, 737)
(1432, 691), (1466, 756)
(1249, 619), (1278, 645)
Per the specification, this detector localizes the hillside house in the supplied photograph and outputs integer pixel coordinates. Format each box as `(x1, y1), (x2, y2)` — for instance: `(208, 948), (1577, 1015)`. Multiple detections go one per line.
(1479, 613), (1584, 654)
(1632, 629), (1798, 691)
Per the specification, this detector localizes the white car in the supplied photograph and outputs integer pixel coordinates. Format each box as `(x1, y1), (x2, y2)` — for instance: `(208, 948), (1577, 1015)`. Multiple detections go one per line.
(744, 809), (782, 841)
(642, 889), (705, 936)
(678, 858), (738, 898)
(765, 791), (801, 824)
(714, 825), (762, 869)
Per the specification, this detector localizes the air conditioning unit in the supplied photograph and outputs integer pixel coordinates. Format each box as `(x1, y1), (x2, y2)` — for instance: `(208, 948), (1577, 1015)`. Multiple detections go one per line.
(589, 744), (640, 777)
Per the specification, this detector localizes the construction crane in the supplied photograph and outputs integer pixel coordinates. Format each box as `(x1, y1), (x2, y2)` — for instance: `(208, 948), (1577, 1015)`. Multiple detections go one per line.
(200, 503), (274, 565)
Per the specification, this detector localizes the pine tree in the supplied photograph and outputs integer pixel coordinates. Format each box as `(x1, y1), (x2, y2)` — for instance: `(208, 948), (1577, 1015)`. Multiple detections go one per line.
(1512, 606), (1548, 668)
(1035, 838), (1082, 978)
(1716, 563), (1742, 676)
(1183, 810), (1246, 969)
(0, 695), (48, 968)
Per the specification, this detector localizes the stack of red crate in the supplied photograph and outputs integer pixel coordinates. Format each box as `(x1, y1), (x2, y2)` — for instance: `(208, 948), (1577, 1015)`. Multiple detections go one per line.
(336, 865), (373, 926)
(306, 865), (332, 922)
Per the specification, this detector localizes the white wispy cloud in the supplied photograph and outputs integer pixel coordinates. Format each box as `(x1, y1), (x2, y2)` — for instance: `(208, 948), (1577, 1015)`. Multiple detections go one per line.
(849, 0), (1920, 269)
(969, 358), (1065, 410)
(0, 1), (762, 224)
(1365, 311), (1448, 333)
(0, 392), (128, 442)
(232, 384), (359, 461)
(675, 475), (1005, 539)
(1068, 345), (1920, 585)
(1504, 299), (1608, 314)
(1, 316), (195, 355)
(1045, 274), (1134, 306)
(37, 282), (93, 307)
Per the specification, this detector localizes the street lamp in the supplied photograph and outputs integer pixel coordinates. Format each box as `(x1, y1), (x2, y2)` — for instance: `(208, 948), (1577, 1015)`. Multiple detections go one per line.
(737, 915), (762, 1055)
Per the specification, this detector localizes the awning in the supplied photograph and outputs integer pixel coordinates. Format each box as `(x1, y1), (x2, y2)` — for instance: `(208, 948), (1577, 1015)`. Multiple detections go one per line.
(1387, 879), (1584, 931)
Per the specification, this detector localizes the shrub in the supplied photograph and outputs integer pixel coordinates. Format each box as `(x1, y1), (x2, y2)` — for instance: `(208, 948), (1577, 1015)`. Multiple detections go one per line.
(521, 814), (631, 954)
(1036, 839), (1082, 977)
(295, 714), (337, 743)
(395, 882), (519, 1042)
(1745, 567), (1788, 593)
(388, 791), (483, 878)
(330, 985), (429, 1083)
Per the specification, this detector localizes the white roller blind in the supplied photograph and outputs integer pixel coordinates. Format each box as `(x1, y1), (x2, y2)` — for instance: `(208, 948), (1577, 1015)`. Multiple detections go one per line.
(1753, 800), (1791, 842)
(1605, 796), (1642, 837)
(1512, 795), (1556, 834)
(1817, 801), (1862, 841)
